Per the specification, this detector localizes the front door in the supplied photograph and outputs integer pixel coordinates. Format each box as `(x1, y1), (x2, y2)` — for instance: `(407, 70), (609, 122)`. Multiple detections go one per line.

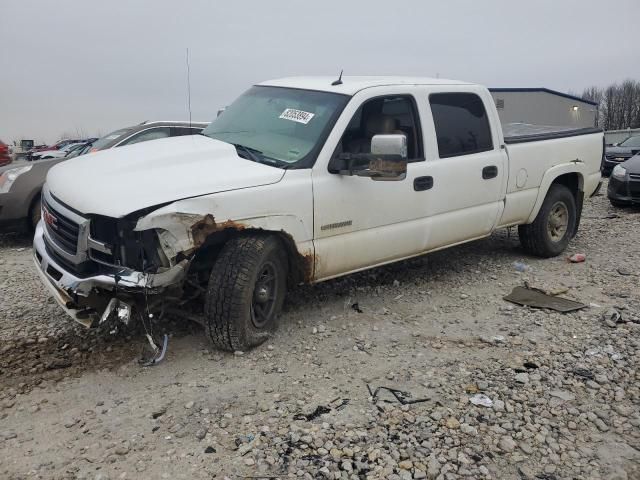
(312, 87), (433, 280)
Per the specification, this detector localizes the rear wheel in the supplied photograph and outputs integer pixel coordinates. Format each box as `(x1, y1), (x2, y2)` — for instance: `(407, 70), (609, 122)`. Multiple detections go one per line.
(203, 234), (287, 351)
(519, 184), (576, 257)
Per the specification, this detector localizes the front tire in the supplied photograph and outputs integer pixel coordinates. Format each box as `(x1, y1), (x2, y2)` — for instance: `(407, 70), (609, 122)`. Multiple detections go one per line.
(204, 234), (287, 351)
(519, 184), (577, 258)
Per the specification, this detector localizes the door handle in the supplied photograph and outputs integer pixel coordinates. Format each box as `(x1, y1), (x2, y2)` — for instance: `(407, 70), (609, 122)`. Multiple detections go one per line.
(414, 176), (433, 191)
(482, 165), (498, 179)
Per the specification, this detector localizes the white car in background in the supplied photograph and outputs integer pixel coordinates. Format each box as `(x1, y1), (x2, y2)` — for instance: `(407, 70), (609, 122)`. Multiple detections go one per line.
(31, 143), (86, 161)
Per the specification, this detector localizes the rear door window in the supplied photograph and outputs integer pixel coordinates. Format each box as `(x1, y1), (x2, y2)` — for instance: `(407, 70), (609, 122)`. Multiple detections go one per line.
(429, 93), (493, 158)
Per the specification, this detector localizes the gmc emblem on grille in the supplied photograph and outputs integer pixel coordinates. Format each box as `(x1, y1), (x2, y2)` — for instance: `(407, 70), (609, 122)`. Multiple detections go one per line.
(42, 206), (57, 230)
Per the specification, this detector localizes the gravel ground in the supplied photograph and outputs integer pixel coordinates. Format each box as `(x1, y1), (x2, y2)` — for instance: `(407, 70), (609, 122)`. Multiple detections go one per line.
(1, 181), (639, 480)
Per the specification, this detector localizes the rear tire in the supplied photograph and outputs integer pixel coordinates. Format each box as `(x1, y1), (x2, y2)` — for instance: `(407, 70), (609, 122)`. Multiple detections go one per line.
(203, 234), (287, 351)
(519, 184), (576, 258)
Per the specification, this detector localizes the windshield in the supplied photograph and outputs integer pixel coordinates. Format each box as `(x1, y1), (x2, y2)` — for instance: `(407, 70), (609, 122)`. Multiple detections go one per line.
(91, 128), (132, 151)
(619, 136), (640, 148)
(202, 86), (348, 166)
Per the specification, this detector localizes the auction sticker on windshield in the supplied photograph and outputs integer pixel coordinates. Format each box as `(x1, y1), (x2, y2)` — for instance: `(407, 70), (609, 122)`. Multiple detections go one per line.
(279, 108), (315, 124)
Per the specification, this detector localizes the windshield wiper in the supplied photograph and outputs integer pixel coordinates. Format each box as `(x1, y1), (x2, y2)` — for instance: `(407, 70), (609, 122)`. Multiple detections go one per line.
(231, 143), (288, 168)
(233, 143), (263, 163)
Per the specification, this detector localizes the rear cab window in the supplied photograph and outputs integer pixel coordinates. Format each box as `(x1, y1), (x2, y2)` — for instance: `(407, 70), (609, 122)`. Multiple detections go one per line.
(429, 93), (493, 158)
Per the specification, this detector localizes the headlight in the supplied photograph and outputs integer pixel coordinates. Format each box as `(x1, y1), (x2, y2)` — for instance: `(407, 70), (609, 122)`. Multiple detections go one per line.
(612, 165), (627, 180)
(0, 166), (32, 193)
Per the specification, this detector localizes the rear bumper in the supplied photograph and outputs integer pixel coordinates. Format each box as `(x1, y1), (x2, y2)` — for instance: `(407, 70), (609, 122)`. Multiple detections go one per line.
(33, 221), (189, 327)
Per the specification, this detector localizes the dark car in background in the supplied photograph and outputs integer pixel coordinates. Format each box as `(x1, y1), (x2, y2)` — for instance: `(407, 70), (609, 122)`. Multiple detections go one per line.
(608, 154), (640, 207)
(0, 140), (11, 167)
(602, 135), (640, 175)
(0, 121), (207, 232)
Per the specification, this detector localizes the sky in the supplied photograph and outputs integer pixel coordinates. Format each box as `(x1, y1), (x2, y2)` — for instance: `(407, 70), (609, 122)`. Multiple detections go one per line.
(1, 0), (639, 144)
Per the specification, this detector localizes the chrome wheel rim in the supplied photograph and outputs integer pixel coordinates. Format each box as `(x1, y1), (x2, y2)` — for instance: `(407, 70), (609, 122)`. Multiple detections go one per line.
(547, 201), (569, 242)
(251, 261), (278, 328)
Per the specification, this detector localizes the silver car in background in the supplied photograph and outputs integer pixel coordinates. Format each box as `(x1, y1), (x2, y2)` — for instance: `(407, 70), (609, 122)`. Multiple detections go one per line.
(0, 121), (208, 231)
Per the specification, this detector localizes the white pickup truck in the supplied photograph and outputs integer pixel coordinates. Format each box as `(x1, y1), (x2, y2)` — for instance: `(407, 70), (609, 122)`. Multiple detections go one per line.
(34, 76), (603, 351)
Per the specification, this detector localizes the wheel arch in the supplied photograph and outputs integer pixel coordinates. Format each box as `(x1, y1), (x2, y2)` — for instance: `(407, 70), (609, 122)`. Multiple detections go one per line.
(135, 210), (315, 285)
(192, 227), (313, 286)
(526, 165), (585, 224)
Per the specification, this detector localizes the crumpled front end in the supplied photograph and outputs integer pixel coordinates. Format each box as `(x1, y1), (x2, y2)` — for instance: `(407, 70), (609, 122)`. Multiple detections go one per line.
(32, 187), (190, 327)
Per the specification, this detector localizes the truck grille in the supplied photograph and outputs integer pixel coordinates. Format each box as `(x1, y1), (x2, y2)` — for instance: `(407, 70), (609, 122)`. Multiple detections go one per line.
(42, 198), (80, 254)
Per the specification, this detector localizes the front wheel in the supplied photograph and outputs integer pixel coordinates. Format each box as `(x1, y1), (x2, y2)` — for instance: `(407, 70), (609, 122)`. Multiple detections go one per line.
(204, 234), (287, 351)
(519, 184), (577, 257)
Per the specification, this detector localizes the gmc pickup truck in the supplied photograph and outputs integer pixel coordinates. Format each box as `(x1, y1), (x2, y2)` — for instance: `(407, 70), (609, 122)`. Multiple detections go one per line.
(33, 76), (604, 351)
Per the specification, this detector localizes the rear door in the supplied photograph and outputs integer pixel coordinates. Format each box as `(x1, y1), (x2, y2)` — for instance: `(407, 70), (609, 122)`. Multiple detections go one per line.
(417, 87), (507, 249)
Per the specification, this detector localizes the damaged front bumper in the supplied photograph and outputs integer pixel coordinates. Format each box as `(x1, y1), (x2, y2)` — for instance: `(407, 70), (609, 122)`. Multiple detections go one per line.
(33, 221), (189, 327)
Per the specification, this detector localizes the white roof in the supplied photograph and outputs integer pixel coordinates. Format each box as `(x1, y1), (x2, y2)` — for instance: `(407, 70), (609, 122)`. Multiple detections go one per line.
(259, 76), (473, 95)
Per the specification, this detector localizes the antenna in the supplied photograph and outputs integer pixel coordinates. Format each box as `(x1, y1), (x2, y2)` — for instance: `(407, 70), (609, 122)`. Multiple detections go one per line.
(186, 48), (192, 129)
(331, 69), (343, 86)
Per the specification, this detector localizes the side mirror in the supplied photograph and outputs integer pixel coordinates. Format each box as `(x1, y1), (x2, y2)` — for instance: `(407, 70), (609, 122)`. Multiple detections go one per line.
(334, 134), (408, 181)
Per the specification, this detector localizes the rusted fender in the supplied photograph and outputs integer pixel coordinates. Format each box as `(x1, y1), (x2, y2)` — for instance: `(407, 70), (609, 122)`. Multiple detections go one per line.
(134, 208), (314, 278)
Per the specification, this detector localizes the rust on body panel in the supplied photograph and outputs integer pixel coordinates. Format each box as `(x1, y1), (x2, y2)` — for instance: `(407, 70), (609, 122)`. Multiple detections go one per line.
(188, 214), (245, 248)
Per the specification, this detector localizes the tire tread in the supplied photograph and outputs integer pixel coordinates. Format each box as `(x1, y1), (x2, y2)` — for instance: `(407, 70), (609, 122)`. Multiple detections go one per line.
(204, 235), (283, 351)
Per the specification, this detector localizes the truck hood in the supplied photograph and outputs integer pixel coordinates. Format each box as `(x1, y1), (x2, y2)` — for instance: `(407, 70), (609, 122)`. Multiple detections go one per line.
(47, 135), (286, 218)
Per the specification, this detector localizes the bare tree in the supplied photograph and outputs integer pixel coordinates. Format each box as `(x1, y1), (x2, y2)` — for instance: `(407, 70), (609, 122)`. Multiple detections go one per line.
(583, 80), (640, 130)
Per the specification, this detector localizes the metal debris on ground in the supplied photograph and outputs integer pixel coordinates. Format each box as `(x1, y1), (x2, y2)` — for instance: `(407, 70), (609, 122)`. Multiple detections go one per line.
(572, 368), (595, 380)
(602, 308), (623, 327)
(139, 334), (169, 367)
(366, 384), (429, 405)
(293, 398), (350, 421)
(616, 267), (635, 276)
(294, 405), (331, 421)
(469, 393), (493, 408)
(503, 286), (587, 313)
(45, 358), (72, 370)
(331, 398), (350, 411)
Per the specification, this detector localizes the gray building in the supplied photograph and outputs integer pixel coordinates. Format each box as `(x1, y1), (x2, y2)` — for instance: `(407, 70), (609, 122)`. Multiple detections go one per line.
(489, 88), (598, 128)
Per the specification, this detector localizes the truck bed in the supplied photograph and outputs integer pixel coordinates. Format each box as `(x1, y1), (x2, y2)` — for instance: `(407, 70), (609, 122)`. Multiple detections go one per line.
(502, 122), (602, 144)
